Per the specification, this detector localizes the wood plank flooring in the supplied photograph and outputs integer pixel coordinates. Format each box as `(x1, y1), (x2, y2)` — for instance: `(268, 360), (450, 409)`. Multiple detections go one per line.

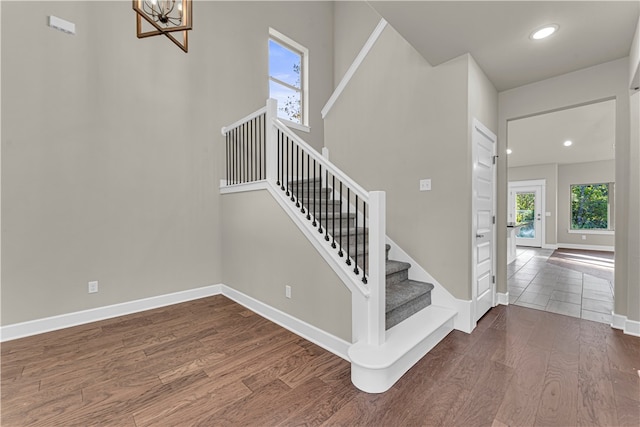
(2, 295), (639, 426)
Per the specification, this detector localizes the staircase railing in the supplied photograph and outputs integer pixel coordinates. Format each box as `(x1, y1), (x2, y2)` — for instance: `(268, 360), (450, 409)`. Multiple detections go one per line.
(221, 99), (386, 346)
(222, 106), (267, 185)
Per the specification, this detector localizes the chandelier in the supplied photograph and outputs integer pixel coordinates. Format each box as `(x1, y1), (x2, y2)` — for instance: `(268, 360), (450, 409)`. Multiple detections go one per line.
(133, 0), (192, 52)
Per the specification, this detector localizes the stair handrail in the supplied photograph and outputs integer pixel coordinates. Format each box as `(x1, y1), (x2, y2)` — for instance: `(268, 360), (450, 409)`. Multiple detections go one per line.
(271, 119), (370, 204)
(221, 106), (267, 136)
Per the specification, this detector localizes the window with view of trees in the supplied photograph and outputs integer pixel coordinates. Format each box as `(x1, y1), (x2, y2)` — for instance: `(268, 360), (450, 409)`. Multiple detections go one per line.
(570, 183), (614, 230)
(268, 29), (308, 127)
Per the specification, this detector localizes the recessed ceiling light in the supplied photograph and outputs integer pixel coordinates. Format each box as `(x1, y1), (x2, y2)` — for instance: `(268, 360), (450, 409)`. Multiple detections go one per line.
(563, 140), (573, 147)
(506, 148), (513, 154)
(530, 24), (559, 40)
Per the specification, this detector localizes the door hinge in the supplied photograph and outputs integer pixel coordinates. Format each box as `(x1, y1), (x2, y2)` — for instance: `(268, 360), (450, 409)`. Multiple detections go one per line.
(492, 275), (496, 284)
(492, 215), (496, 225)
(492, 155), (498, 165)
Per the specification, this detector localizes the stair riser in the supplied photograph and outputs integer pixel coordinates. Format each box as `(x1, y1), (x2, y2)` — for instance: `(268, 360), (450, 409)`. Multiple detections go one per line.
(386, 269), (409, 286)
(386, 292), (432, 330)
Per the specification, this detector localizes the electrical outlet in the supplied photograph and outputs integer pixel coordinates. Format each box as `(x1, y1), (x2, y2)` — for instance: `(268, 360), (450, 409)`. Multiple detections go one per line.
(419, 179), (432, 191)
(582, 235), (587, 240)
(88, 281), (99, 293)
(285, 285), (291, 299)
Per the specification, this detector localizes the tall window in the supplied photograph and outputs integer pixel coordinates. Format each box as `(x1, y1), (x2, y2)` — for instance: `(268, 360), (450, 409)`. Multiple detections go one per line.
(269, 28), (308, 129)
(570, 183), (614, 230)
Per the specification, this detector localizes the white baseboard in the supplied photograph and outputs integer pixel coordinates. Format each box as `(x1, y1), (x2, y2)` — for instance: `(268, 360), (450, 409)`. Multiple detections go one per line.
(612, 312), (640, 337)
(0, 283), (352, 361)
(542, 244), (558, 250)
(0, 284), (222, 342)
(220, 285), (350, 360)
(496, 292), (509, 306)
(557, 243), (615, 252)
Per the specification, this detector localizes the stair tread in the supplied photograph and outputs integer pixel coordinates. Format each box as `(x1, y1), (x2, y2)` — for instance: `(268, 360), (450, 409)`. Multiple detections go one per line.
(386, 260), (411, 276)
(348, 305), (457, 369)
(386, 280), (434, 313)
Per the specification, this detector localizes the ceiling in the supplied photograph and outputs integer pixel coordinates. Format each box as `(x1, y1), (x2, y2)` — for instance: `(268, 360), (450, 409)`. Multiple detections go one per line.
(506, 99), (616, 168)
(369, 1), (640, 91)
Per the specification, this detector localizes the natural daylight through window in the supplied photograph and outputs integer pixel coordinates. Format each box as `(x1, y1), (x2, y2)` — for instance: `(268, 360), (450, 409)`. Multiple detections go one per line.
(570, 183), (614, 230)
(269, 28), (308, 129)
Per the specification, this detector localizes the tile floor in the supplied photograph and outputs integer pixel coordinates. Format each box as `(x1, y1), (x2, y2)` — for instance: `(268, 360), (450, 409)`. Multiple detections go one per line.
(507, 247), (614, 324)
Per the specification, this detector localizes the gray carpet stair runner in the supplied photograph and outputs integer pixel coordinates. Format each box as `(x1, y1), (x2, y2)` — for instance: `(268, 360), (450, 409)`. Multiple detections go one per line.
(288, 178), (434, 330)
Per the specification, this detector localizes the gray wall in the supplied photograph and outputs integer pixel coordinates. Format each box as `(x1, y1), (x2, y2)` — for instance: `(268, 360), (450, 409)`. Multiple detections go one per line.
(324, 20), (497, 301)
(508, 164), (559, 246)
(221, 190), (351, 341)
(332, 1), (379, 86)
(1, 1), (334, 326)
(557, 160), (615, 247)
(498, 57), (637, 321)
(468, 55), (498, 136)
(628, 89), (639, 325)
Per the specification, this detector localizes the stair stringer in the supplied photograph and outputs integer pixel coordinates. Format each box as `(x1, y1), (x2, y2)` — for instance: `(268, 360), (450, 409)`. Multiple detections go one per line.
(263, 180), (371, 300)
(386, 235), (474, 333)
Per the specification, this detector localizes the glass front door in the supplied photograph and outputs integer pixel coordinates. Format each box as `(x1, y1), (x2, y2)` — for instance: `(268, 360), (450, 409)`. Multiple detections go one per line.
(509, 182), (543, 248)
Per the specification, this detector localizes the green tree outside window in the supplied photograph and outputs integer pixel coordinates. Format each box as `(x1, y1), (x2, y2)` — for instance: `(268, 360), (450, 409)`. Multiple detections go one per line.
(571, 183), (609, 230)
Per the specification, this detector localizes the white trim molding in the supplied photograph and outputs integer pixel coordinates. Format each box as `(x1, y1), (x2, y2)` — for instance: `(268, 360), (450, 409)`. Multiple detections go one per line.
(612, 313), (640, 337)
(220, 180), (268, 194)
(0, 284), (352, 359)
(0, 284), (222, 342)
(557, 243), (615, 252)
(567, 229), (614, 235)
(496, 292), (509, 306)
(321, 19), (387, 119)
(349, 305), (455, 393)
(222, 285), (350, 360)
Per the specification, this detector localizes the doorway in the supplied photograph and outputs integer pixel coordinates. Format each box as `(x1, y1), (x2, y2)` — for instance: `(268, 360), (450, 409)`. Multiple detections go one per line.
(508, 180), (545, 248)
(505, 99), (616, 323)
(472, 119), (497, 322)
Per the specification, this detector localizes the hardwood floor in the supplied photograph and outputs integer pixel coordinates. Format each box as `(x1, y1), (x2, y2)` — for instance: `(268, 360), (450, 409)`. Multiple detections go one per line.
(2, 295), (639, 426)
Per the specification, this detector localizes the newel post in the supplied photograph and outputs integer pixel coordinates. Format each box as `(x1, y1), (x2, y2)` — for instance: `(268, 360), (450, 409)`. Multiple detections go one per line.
(368, 191), (386, 346)
(265, 98), (278, 183)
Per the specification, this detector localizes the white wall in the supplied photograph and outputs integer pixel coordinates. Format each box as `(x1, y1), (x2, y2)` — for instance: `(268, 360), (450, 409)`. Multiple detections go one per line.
(1, 1), (334, 326)
(498, 58), (637, 321)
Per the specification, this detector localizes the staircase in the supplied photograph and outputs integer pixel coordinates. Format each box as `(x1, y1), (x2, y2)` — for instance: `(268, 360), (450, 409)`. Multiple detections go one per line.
(221, 99), (457, 394)
(291, 177), (434, 330)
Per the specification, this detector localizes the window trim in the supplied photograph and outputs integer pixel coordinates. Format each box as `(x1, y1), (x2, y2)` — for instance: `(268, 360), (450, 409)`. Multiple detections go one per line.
(269, 28), (309, 128)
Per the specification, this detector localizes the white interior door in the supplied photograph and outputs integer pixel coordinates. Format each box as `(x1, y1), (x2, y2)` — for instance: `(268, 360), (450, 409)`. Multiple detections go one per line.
(509, 182), (543, 248)
(472, 119), (496, 322)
